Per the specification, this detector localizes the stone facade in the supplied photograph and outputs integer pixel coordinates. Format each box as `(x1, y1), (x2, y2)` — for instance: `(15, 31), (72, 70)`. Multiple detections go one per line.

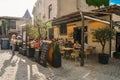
(32, 0), (57, 21)
(32, 0), (97, 20)
(0, 15), (31, 37)
(32, 0), (97, 39)
(0, 17), (24, 37)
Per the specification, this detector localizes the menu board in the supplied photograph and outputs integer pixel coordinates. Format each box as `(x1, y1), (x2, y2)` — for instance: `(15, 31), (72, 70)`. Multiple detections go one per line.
(40, 41), (52, 67)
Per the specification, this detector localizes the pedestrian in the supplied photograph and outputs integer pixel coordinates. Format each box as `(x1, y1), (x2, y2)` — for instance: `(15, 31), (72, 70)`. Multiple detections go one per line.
(34, 39), (40, 50)
(10, 34), (17, 60)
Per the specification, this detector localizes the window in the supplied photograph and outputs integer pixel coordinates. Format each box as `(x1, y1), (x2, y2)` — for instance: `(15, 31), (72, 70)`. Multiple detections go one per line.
(60, 24), (67, 35)
(10, 20), (16, 29)
(48, 4), (52, 19)
(49, 28), (54, 39)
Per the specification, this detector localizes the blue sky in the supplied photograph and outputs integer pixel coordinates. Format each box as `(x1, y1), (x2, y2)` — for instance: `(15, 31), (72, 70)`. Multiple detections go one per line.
(0, 0), (119, 17)
(110, 0), (120, 5)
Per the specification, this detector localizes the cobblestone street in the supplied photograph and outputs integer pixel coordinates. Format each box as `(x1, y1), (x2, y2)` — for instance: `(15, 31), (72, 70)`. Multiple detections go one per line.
(0, 50), (120, 80)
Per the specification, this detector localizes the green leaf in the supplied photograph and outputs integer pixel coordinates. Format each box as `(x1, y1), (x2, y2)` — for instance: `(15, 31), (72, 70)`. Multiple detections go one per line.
(86, 0), (109, 8)
(92, 27), (115, 53)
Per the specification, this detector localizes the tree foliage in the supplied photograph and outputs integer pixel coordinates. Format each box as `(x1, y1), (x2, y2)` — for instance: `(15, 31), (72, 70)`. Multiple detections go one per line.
(86, 0), (109, 8)
(92, 27), (115, 53)
(26, 24), (39, 39)
(34, 18), (51, 39)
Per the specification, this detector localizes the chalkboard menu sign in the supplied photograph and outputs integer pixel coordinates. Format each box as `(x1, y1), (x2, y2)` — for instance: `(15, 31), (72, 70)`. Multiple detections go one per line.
(40, 41), (52, 67)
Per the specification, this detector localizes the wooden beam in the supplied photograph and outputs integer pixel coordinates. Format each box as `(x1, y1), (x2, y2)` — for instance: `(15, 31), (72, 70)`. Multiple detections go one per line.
(83, 11), (112, 15)
(84, 15), (110, 24)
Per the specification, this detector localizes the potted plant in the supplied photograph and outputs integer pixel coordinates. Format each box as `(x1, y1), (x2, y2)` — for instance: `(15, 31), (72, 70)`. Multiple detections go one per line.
(52, 41), (62, 68)
(92, 27), (115, 64)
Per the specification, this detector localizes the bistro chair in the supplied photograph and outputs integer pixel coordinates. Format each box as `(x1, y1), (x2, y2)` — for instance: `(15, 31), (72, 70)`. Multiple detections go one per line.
(85, 48), (91, 59)
(71, 49), (80, 61)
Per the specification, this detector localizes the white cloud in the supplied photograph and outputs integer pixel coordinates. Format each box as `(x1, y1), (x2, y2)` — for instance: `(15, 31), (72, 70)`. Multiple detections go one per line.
(110, 2), (116, 5)
(110, 2), (120, 6)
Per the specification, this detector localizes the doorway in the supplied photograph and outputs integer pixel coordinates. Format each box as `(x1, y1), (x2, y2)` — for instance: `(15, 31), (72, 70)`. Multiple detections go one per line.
(116, 33), (120, 52)
(73, 27), (81, 44)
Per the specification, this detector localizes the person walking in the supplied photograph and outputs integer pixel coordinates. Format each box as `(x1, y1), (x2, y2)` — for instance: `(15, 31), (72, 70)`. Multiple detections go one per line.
(10, 34), (17, 60)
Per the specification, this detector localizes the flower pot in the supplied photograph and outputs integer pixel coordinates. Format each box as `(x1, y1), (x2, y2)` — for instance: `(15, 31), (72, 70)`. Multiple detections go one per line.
(52, 53), (61, 68)
(98, 54), (109, 64)
(52, 42), (62, 68)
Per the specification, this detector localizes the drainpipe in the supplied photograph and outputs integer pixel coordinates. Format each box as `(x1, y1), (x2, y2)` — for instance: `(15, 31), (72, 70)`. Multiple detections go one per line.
(110, 14), (112, 57)
(5, 20), (8, 36)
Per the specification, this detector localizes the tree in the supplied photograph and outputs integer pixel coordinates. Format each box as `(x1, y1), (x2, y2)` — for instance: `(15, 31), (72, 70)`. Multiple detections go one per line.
(34, 18), (42, 39)
(34, 18), (49, 39)
(92, 27), (115, 53)
(27, 24), (39, 39)
(86, 0), (109, 8)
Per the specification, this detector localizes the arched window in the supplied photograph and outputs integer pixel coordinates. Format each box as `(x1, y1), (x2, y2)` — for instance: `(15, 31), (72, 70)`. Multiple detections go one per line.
(48, 4), (52, 19)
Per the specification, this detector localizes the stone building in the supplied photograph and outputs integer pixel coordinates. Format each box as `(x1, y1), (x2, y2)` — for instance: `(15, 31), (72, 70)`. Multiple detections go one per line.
(0, 9), (32, 38)
(53, 5), (120, 54)
(32, 0), (98, 39)
(0, 16), (24, 37)
(32, 0), (120, 54)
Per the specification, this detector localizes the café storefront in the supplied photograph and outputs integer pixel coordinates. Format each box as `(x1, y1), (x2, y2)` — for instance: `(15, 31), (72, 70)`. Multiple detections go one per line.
(52, 5), (120, 58)
(52, 11), (112, 55)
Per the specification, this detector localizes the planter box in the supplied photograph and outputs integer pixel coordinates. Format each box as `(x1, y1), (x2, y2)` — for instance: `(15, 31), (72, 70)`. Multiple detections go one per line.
(34, 50), (41, 62)
(113, 52), (120, 59)
(19, 47), (22, 54)
(19, 48), (27, 56)
(26, 48), (35, 57)
(98, 54), (109, 64)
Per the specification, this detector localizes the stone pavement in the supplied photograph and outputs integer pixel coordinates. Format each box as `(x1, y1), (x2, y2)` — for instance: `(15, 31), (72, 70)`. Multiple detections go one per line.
(0, 50), (120, 80)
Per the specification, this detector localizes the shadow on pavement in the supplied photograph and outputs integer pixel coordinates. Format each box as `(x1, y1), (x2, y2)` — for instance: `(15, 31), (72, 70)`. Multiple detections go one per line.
(15, 58), (29, 80)
(0, 50), (10, 54)
(0, 58), (18, 76)
(15, 54), (48, 80)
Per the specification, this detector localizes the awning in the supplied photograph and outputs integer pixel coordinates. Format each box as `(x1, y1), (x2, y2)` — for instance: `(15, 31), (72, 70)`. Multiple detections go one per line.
(52, 12), (81, 25)
(52, 5), (120, 27)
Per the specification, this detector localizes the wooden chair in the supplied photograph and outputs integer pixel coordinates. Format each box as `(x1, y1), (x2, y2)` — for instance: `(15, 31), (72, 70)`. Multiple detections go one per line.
(71, 49), (80, 61)
(85, 48), (91, 59)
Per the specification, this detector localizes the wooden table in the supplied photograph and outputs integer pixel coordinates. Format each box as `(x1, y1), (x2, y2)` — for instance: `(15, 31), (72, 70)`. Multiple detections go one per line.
(63, 47), (74, 59)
